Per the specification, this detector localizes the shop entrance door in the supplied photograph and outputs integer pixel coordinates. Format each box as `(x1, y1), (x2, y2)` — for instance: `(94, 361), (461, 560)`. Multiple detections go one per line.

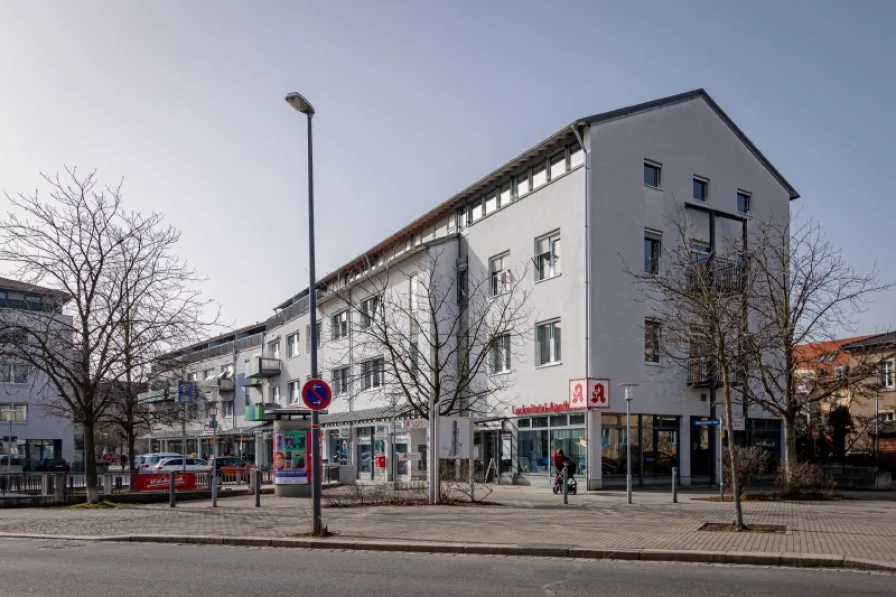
(690, 417), (711, 477)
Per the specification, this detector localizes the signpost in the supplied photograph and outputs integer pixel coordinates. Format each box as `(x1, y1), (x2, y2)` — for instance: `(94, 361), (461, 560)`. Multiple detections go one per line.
(301, 379), (332, 411)
(177, 381), (194, 473)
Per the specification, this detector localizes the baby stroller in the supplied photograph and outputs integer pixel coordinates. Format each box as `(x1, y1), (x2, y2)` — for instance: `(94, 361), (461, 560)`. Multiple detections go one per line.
(552, 458), (578, 495)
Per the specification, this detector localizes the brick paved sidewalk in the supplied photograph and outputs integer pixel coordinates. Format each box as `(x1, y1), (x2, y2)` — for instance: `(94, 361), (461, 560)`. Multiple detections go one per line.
(1, 486), (894, 563)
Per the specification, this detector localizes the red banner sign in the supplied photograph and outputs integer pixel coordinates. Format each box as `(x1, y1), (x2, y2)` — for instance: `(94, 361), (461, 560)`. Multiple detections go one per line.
(512, 401), (577, 415)
(133, 472), (197, 492)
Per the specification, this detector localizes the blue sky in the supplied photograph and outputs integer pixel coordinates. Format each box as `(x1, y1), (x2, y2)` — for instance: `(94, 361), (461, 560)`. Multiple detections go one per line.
(1, 1), (894, 334)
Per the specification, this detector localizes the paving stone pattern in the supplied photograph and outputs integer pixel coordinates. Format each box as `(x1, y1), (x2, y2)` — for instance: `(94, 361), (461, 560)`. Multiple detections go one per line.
(1, 486), (894, 563)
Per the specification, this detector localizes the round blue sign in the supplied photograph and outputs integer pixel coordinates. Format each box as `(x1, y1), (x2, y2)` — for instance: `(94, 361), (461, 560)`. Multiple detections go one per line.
(301, 379), (332, 411)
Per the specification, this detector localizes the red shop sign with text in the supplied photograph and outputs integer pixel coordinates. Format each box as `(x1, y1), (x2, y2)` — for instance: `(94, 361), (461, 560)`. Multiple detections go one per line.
(133, 472), (197, 492)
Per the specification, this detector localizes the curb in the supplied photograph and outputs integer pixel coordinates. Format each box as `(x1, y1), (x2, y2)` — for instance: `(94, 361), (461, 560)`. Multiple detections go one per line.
(2, 532), (894, 573)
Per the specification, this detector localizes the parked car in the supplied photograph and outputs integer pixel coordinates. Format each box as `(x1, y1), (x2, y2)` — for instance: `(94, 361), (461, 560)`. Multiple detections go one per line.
(39, 458), (70, 472)
(152, 457), (208, 473)
(207, 456), (255, 481)
(134, 453), (181, 473)
(0, 455), (25, 468)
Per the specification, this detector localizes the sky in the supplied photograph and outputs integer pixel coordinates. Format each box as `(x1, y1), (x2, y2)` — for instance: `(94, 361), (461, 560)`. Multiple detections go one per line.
(1, 1), (894, 335)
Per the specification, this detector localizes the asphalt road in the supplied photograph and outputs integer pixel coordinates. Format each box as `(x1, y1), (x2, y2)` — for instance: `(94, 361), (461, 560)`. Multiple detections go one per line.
(0, 539), (892, 597)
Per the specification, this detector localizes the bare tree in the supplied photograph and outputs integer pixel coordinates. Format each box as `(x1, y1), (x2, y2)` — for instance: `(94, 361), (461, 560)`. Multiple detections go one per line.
(326, 246), (532, 421)
(628, 213), (751, 529)
(744, 218), (894, 485)
(0, 169), (212, 501)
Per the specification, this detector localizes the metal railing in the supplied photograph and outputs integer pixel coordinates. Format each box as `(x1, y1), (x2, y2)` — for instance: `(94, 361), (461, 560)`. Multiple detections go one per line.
(686, 258), (746, 294)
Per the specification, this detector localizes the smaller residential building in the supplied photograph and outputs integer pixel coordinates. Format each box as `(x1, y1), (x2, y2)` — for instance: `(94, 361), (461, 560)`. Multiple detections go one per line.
(0, 277), (75, 469)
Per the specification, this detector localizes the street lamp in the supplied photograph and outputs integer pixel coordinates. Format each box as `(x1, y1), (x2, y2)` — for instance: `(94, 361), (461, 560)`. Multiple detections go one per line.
(285, 90), (323, 535)
(619, 384), (639, 505)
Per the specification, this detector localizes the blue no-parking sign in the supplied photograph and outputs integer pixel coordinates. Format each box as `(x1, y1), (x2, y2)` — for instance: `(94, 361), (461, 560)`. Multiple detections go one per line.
(301, 379), (332, 411)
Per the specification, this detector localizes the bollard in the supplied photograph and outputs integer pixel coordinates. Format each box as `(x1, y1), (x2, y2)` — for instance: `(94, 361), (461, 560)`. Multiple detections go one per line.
(254, 469), (261, 508)
(562, 465), (568, 505)
(672, 467), (678, 503)
(169, 471), (176, 508)
(211, 475), (218, 508)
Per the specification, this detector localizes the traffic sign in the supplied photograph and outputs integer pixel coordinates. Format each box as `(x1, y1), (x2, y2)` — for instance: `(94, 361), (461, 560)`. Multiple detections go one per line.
(693, 419), (720, 427)
(177, 381), (194, 405)
(301, 379), (332, 411)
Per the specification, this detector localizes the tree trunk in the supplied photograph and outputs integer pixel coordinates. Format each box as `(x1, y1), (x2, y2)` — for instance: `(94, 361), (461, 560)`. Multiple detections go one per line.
(721, 371), (745, 530)
(782, 413), (797, 488)
(83, 420), (100, 504)
(127, 427), (137, 477)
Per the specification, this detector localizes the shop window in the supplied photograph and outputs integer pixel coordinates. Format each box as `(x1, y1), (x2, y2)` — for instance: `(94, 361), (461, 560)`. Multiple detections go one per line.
(530, 416), (548, 428)
(550, 415), (567, 427)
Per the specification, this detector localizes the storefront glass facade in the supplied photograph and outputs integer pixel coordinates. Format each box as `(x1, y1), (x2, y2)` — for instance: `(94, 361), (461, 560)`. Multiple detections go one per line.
(516, 414), (586, 475)
(602, 414), (679, 478)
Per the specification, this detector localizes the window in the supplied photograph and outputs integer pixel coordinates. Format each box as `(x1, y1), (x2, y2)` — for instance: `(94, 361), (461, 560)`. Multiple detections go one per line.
(570, 146), (584, 169)
(535, 232), (561, 281)
(737, 192), (751, 214)
(491, 334), (511, 373)
(532, 165), (547, 190)
(306, 322), (322, 351)
(270, 385), (281, 404)
(409, 274), (419, 312)
(268, 340), (280, 360)
(331, 310), (349, 340)
(288, 381), (301, 404)
(499, 183), (512, 208)
(0, 404), (27, 423)
(644, 232), (662, 274)
(535, 320), (561, 366)
(829, 352), (838, 362)
(287, 332), (300, 358)
(516, 172), (530, 198)
(690, 241), (711, 262)
(550, 152), (566, 180)
(0, 364), (28, 384)
(361, 358), (384, 390)
(470, 200), (484, 223)
(644, 162), (661, 187)
(879, 411), (896, 423)
(456, 268), (468, 306)
(484, 190), (498, 215)
(816, 353), (827, 364)
(332, 367), (349, 395)
(203, 369), (214, 381)
(645, 320), (661, 363)
(693, 177), (708, 201)
(361, 296), (381, 328)
(222, 402), (234, 418)
(490, 253), (510, 296)
(879, 361), (894, 389)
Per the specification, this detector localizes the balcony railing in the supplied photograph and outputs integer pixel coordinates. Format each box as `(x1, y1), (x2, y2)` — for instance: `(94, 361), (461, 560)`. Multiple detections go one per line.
(251, 357), (281, 378)
(686, 258), (746, 294)
(687, 357), (745, 387)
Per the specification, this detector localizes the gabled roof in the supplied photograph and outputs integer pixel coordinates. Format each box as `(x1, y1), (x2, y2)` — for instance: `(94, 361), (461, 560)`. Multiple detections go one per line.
(794, 336), (875, 378)
(580, 89), (800, 200)
(280, 89), (799, 307)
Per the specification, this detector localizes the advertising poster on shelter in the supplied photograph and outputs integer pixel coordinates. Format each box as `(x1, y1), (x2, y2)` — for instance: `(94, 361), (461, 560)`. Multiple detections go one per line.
(273, 430), (309, 485)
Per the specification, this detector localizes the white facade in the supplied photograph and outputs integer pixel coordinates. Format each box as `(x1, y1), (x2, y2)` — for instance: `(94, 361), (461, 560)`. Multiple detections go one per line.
(154, 90), (798, 488)
(0, 280), (76, 468)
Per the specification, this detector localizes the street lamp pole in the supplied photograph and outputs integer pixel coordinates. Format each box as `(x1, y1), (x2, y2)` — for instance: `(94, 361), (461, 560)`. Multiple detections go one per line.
(620, 384), (638, 505)
(286, 91), (323, 535)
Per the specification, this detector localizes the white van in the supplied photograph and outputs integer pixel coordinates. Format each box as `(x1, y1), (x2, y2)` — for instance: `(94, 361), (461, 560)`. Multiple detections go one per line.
(134, 452), (181, 473)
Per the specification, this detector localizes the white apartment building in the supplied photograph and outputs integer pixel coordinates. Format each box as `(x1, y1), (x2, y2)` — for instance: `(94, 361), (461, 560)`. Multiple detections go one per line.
(0, 277), (76, 469)
(148, 89), (798, 489)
